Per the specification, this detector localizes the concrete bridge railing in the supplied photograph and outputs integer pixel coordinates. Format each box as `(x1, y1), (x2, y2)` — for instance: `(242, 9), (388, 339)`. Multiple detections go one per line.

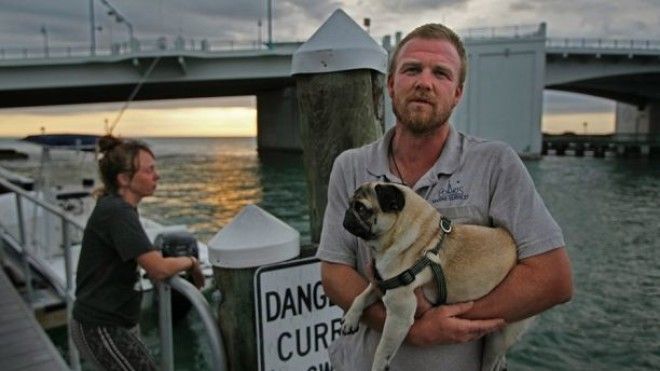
(0, 37), (297, 61)
(547, 37), (660, 51)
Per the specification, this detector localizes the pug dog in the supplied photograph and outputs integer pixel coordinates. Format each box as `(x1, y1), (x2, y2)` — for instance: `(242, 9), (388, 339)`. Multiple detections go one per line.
(341, 181), (533, 371)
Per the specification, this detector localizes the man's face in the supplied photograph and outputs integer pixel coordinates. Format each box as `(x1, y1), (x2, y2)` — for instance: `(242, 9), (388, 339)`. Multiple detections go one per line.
(126, 150), (159, 198)
(388, 37), (464, 134)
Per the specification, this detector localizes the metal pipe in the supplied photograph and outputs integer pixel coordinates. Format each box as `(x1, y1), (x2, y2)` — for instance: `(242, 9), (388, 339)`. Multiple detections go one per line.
(0, 178), (85, 230)
(61, 217), (81, 370)
(40, 25), (49, 57)
(14, 194), (34, 300)
(158, 283), (174, 371)
(267, 0), (273, 47)
(168, 276), (227, 370)
(90, 0), (96, 55)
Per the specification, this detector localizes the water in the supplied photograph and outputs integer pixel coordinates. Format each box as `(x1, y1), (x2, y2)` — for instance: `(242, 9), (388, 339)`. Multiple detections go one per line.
(1, 137), (659, 370)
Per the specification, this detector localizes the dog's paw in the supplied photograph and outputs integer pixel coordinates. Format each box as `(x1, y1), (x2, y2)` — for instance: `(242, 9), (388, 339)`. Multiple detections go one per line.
(340, 310), (360, 335)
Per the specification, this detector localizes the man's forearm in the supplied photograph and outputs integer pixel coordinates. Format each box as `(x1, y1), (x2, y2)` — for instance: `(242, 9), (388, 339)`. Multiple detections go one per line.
(321, 261), (508, 346)
(461, 247), (573, 322)
(321, 261), (387, 331)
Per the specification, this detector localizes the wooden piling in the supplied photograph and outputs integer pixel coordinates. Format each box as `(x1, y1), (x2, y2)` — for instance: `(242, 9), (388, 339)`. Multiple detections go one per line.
(296, 70), (384, 244)
(291, 9), (387, 245)
(214, 267), (257, 371)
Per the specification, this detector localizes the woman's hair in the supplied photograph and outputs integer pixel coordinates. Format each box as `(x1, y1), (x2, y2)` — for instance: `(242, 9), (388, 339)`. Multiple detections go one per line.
(96, 135), (154, 196)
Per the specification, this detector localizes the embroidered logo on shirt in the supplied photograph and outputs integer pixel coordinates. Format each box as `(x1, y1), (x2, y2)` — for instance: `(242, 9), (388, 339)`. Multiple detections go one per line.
(432, 180), (469, 202)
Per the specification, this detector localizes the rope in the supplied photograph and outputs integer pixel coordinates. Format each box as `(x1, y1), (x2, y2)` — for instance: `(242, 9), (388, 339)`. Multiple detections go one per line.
(107, 57), (161, 135)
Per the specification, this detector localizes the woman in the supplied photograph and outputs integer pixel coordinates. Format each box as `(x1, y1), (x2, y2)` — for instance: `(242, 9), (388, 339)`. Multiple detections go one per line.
(71, 135), (204, 370)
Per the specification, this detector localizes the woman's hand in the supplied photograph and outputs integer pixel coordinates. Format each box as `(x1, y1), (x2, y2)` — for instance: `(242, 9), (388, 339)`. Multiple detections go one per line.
(188, 256), (205, 289)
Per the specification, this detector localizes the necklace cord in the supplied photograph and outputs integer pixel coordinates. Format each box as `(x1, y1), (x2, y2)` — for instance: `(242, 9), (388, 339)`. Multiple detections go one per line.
(388, 137), (406, 186)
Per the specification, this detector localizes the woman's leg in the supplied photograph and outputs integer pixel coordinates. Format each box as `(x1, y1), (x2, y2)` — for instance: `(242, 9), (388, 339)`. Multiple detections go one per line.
(71, 319), (157, 371)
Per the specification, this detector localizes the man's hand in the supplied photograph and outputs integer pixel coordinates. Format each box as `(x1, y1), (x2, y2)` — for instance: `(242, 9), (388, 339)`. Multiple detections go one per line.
(406, 301), (505, 346)
(414, 288), (433, 318)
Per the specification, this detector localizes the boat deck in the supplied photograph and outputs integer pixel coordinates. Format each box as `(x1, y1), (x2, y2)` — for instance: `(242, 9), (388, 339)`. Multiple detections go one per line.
(0, 267), (69, 371)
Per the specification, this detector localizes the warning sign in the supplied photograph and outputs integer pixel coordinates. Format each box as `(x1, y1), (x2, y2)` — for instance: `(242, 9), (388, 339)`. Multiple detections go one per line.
(254, 257), (343, 371)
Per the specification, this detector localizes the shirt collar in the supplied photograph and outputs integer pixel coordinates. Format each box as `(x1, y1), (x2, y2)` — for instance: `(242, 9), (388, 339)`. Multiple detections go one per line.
(365, 124), (464, 186)
(365, 127), (396, 181)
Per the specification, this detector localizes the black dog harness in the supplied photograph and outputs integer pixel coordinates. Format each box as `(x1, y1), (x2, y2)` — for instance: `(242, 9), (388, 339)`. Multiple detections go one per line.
(373, 216), (452, 306)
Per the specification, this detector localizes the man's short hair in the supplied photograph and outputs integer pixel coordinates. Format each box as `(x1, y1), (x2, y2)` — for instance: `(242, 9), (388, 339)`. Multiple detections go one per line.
(388, 23), (468, 87)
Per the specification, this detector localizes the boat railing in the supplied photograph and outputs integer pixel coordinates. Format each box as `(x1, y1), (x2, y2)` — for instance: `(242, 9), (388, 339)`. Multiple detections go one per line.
(0, 176), (82, 370)
(0, 176), (227, 371)
(158, 276), (228, 371)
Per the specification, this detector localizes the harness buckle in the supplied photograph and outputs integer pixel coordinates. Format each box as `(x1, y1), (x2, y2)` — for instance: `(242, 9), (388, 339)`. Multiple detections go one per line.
(398, 269), (416, 285)
(440, 217), (453, 234)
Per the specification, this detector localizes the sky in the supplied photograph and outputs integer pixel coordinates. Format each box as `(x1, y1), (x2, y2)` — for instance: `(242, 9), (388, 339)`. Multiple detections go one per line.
(0, 0), (658, 137)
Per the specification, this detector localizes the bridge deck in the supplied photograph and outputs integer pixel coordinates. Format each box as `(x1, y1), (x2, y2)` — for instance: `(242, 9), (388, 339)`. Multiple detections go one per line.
(0, 267), (69, 371)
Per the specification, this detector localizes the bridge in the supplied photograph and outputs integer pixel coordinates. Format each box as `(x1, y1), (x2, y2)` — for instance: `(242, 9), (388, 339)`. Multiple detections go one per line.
(1, 22), (659, 155)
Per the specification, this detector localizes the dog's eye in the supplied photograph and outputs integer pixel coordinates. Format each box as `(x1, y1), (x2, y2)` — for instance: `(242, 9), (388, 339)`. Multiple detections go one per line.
(355, 202), (372, 218)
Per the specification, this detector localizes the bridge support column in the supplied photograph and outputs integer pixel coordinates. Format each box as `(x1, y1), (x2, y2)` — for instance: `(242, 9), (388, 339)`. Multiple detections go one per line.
(256, 87), (301, 152)
(651, 102), (660, 133)
(616, 101), (660, 134)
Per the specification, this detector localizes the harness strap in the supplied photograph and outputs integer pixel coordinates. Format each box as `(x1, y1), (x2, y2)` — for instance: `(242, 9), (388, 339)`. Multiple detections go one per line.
(374, 216), (452, 306)
(429, 258), (447, 305)
(376, 256), (430, 292)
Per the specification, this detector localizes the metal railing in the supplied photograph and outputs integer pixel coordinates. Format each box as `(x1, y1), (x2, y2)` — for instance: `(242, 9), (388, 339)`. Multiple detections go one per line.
(0, 176), (226, 371)
(546, 37), (660, 51)
(460, 24), (545, 39)
(4, 28), (659, 62)
(158, 277), (227, 371)
(0, 176), (82, 370)
(0, 36), (279, 61)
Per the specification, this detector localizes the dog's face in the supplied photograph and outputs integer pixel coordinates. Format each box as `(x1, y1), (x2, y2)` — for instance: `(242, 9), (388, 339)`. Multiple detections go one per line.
(343, 182), (406, 241)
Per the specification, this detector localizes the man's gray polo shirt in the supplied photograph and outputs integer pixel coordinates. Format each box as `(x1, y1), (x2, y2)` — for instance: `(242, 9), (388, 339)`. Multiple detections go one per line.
(316, 126), (564, 370)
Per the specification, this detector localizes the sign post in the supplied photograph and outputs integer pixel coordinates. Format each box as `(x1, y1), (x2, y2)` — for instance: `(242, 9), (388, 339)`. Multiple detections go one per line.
(254, 258), (343, 371)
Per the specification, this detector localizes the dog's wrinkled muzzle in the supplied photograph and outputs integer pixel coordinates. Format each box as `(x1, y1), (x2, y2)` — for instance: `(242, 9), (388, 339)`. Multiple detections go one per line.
(343, 208), (376, 240)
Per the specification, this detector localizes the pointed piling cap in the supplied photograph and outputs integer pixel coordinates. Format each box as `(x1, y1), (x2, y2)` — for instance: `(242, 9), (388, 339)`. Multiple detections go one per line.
(208, 205), (300, 268)
(291, 9), (387, 75)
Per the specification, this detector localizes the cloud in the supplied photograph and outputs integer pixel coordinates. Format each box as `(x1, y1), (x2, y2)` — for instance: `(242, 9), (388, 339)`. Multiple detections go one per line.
(506, 0), (659, 38)
(376, 0), (468, 13)
(2, 0), (658, 48)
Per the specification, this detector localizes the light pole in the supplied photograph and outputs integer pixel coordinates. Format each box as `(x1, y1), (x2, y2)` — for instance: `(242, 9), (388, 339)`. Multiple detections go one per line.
(99, 0), (134, 42)
(89, 0), (96, 55)
(40, 25), (49, 57)
(257, 19), (262, 46)
(267, 0), (273, 47)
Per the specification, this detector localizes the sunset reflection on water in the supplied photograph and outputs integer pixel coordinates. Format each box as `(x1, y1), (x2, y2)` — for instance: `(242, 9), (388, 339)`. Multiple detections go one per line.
(140, 137), (309, 243)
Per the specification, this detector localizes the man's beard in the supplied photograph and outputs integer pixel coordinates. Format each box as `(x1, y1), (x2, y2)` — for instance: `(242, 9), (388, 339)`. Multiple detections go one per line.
(392, 95), (453, 135)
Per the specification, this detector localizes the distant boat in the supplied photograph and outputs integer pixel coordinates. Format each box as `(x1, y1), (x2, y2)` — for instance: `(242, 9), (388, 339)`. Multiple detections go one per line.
(22, 134), (100, 151)
(0, 148), (29, 160)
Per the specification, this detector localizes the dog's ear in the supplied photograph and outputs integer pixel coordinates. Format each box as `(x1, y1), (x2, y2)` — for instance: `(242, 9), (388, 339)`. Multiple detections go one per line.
(375, 184), (405, 213)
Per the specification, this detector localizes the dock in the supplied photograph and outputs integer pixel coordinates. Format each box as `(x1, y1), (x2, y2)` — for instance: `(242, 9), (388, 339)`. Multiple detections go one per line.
(542, 133), (660, 158)
(0, 267), (69, 371)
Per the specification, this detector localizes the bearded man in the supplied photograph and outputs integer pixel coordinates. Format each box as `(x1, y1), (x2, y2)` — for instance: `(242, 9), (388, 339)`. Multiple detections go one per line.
(316, 23), (572, 371)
